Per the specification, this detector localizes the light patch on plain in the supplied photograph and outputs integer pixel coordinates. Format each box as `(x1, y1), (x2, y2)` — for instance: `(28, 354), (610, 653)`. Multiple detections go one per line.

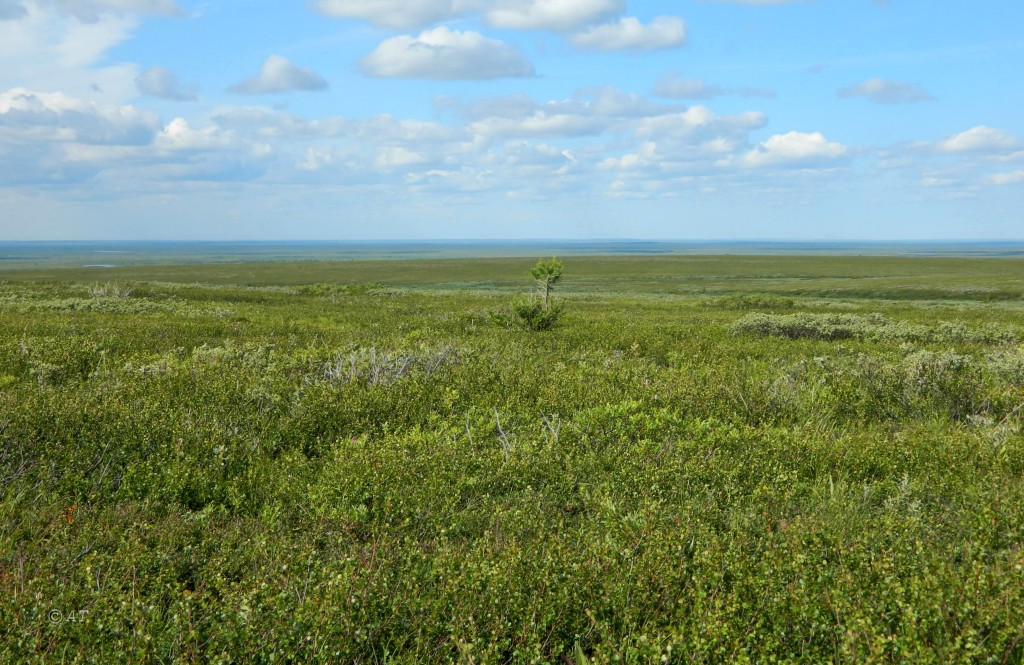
(570, 16), (686, 52)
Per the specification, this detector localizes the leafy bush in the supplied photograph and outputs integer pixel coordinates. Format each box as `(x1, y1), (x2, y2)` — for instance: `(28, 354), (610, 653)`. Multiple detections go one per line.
(88, 282), (134, 299)
(734, 312), (1019, 344)
(513, 298), (563, 330)
(732, 312), (876, 340)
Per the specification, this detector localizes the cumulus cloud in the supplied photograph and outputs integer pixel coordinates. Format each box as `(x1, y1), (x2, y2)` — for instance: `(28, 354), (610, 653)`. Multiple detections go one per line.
(987, 170), (1024, 186)
(460, 86), (679, 138)
(0, 87), (160, 144)
(652, 71), (774, 99)
(570, 16), (686, 51)
(636, 106), (766, 140)
(313, 0), (474, 29)
(136, 66), (196, 101)
(486, 0), (624, 31)
(155, 117), (234, 151)
(937, 126), (1020, 153)
(838, 78), (934, 104)
(228, 55), (328, 94)
(359, 27), (534, 80)
(738, 131), (848, 168)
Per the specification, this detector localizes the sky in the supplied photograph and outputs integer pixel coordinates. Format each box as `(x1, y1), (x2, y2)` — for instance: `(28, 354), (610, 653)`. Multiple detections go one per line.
(0, 0), (1022, 241)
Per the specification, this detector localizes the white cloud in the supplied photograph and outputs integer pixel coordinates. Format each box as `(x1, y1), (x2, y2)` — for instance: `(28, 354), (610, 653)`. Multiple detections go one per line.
(598, 141), (659, 170)
(0, 87), (160, 144)
(312, 0), (475, 29)
(155, 117), (233, 151)
(0, 6), (140, 101)
(359, 27), (534, 80)
(572, 85), (672, 117)
(461, 86), (677, 138)
(374, 146), (428, 169)
(0, 0), (182, 22)
(987, 170), (1024, 186)
(652, 71), (774, 99)
(738, 131), (848, 168)
(486, 0), (624, 31)
(211, 108), (463, 147)
(229, 55), (328, 94)
(636, 106), (766, 140)
(839, 78), (934, 104)
(469, 113), (608, 138)
(459, 93), (539, 120)
(570, 16), (685, 51)
(653, 76), (722, 100)
(937, 126), (1020, 153)
(136, 66), (196, 101)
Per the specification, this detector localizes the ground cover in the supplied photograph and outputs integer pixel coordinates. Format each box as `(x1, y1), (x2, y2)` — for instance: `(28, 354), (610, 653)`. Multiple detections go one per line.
(1, 255), (1023, 663)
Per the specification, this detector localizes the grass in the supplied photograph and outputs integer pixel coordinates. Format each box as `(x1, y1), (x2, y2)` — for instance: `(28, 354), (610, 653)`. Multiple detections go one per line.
(1, 254), (1023, 663)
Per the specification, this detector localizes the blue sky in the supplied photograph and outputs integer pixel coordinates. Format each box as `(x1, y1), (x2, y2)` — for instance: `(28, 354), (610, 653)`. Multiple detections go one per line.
(0, 0), (1021, 240)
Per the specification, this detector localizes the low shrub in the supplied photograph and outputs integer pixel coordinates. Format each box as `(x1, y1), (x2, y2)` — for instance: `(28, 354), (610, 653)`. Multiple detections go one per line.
(733, 312), (1019, 344)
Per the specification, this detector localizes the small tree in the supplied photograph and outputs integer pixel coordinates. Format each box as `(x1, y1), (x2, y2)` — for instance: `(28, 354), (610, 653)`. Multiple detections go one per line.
(531, 257), (563, 311)
(489, 257), (566, 330)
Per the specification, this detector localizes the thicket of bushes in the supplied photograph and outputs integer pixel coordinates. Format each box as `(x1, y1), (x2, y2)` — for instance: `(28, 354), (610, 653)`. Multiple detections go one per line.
(1, 278), (1023, 663)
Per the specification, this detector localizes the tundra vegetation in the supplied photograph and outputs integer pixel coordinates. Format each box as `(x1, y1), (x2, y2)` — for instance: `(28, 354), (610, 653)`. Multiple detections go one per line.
(0, 254), (1023, 663)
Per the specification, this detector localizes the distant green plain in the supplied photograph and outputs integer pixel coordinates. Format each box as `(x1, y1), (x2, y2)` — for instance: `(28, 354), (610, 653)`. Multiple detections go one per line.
(6, 254), (1024, 300)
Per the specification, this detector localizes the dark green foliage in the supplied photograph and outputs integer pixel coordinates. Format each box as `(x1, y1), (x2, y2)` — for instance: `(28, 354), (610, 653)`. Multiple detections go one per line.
(512, 299), (563, 330)
(530, 257), (563, 310)
(1, 257), (1024, 663)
